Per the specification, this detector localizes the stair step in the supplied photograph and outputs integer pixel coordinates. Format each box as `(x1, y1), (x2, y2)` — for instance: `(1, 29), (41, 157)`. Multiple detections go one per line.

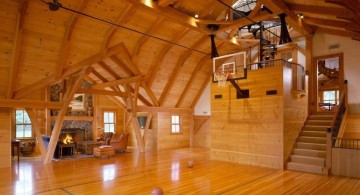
(296, 142), (326, 150)
(294, 149), (326, 158)
(300, 131), (327, 137)
(298, 136), (326, 144)
(290, 155), (325, 166)
(303, 125), (329, 131)
(308, 115), (333, 120)
(306, 120), (332, 126)
(287, 162), (324, 174)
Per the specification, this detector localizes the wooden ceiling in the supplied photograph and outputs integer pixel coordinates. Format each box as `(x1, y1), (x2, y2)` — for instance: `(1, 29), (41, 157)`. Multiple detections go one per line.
(1, 0), (359, 108)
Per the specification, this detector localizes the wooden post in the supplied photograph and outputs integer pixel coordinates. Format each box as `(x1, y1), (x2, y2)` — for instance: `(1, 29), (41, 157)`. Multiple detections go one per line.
(143, 112), (153, 144)
(43, 69), (89, 164)
(26, 108), (47, 160)
(131, 116), (145, 152)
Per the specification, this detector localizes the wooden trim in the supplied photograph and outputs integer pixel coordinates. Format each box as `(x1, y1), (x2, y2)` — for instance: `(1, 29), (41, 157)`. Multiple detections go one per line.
(0, 99), (62, 109)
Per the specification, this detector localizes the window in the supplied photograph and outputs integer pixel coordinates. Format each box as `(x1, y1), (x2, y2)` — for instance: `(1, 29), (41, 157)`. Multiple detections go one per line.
(323, 90), (339, 104)
(103, 111), (115, 133)
(15, 110), (32, 138)
(171, 115), (181, 133)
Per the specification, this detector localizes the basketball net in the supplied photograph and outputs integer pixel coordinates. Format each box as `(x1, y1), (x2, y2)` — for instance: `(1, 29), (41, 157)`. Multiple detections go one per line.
(214, 70), (229, 87)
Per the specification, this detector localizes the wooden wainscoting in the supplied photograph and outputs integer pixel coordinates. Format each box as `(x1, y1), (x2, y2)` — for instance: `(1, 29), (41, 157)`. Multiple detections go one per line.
(332, 148), (360, 178)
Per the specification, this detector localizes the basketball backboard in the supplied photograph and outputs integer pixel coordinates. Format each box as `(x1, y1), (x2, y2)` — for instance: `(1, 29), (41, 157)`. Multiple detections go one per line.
(212, 51), (247, 82)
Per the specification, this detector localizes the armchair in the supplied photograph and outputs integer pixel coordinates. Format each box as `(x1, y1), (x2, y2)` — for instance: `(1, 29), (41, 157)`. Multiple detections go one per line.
(96, 132), (113, 145)
(110, 133), (129, 153)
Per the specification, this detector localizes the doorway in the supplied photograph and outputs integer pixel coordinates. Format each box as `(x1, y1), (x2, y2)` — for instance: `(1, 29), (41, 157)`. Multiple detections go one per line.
(312, 53), (344, 112)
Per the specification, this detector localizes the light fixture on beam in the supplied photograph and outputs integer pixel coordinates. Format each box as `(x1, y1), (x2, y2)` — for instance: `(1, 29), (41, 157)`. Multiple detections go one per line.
(279, 13), (292, 45)
(48, 0), (62, 11)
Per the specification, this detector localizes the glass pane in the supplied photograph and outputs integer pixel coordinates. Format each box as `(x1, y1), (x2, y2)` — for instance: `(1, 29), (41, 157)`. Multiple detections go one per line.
(171, 125), (176, 132)
(104, 113), (109, 123)
(24, 125), (32, 137)
(104, 124), (109, 132)
(176, 116), (179, 124)
(16, 110), (24, 123)
(16, 125), (23, 137)
(109, 112), (114, 123)
(175, 125), (179, 132)
(24, 111), (31, 123)
(109, 124), (114, 132)
(171, 116), (175, 123)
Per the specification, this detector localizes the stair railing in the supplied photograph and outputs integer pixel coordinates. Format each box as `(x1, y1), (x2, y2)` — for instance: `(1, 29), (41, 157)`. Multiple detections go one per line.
(325, 88), (347, 169)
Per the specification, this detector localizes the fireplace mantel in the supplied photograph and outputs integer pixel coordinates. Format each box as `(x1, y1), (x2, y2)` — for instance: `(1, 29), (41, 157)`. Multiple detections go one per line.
(50, 116), (93, 121)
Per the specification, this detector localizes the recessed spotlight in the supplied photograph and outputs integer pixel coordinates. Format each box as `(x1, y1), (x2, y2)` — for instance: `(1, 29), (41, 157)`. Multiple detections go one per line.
(194, 13), (199, 19)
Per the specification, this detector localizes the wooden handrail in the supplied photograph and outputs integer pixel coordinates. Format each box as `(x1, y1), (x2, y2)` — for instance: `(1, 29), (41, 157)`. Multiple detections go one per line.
(329, 90), (346, 137)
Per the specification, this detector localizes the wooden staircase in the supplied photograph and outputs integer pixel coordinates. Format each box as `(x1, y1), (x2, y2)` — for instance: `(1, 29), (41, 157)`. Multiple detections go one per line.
(287, 112), (334, 174)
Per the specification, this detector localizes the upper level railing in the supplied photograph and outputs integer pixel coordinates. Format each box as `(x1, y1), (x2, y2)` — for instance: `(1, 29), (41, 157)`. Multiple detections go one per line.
(247, 59), (306, 91)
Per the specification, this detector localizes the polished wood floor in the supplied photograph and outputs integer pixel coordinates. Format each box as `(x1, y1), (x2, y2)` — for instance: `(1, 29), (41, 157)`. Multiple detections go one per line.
(1, 147), (360, 195)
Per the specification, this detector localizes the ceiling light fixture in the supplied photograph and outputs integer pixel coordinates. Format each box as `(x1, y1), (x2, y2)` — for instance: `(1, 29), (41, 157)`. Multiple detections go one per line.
(194, 13), (199, 19)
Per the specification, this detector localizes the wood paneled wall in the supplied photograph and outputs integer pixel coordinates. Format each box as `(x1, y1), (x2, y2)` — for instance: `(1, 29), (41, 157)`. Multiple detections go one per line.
(210, 66), (308, 169)
(211, 66), (285, 169)
(343, 115), (360, 139)
(94, 95), (124, 140)
(0, 108), (11, 168)
(332, 148), (360, 178)
(157, 112), (191, 150)
(283, 68), (308, 164)
(193, 116), (210, 148)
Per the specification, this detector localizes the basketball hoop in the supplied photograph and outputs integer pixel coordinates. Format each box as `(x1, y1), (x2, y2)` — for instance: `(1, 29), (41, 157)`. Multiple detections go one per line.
(214, 70), (229, 87)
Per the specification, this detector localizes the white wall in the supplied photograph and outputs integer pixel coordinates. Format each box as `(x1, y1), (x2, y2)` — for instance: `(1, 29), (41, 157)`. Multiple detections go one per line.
(194, 82), (211, 115)
(313, 33), (360, 114)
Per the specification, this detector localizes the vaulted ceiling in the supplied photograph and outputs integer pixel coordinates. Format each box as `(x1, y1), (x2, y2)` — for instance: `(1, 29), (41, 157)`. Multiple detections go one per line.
(1, 0), (359, 108)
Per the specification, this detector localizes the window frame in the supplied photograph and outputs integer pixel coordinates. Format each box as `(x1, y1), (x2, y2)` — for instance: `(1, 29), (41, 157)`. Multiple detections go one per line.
(15, 109), (32, 138)
(103, 111), (116, 133)
(170, 114), (182, 134)
(323, 90), (339, 105)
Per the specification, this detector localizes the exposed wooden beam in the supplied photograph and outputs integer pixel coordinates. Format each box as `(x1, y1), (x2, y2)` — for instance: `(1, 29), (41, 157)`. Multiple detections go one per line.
(7, 0), (28, 99)
(137, 106), (193, 113)
(128, 85), (152, 107)
(0, 99), (62, 109)
(93, 75), (144, 88)
(55, 0), (88, 78)
(142, 112), (153, 144)
(131, 116), (145, 152)
(316, 27), (360, 40)
(140, 81), (159, 107)
(159, 36), (208, 106)
(13, 43), (126, 99)
(147, 28), (190, 86)
(191, 76), (211, 108)
(100, 4), (134, 54)
(26, 108), (47, 160)
(44, 68), (89, 164)
(132, 17), (165, 56)
(116, 44), (141, 75)
(110, 56), (135, 77)
(261, 0), (313, 36)
(175, 56), (208, 107)
(98, 61), (120, 80)
(326, 0), (360, 16)
(287, 3), (356, 19)
(305, 17), (360, 32)
(156, 0), (178, 7)
(77, 88), (127, 97)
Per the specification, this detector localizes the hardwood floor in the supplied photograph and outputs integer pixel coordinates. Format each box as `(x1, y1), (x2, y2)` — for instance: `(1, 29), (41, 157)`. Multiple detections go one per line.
(1, 147), (360, 195)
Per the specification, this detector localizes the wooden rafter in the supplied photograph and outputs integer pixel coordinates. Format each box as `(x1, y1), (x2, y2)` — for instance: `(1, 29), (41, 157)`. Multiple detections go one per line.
(140, 81), (159, 107)
(156, 0), (178, 7)
(304, 17), (360, 32)
(147, 28), (190, 86)
(159, 36), (208, 106)
(287, 3), (356, 19)
(132, 17), (165, 56)
(110, 56), (135, 77)
(44, 68), (89, 164)
(77, 88), (127, 97)
(261, 0), (313, 36)
(13, 43), (126, 99)
(100, 4), (134, 54)
(316, 27), (360, 40)
(98, 61), (120, 80)
(93, 76), (144, 88)
(7, 0), (28, 99)
(55, 0), (88, 78)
